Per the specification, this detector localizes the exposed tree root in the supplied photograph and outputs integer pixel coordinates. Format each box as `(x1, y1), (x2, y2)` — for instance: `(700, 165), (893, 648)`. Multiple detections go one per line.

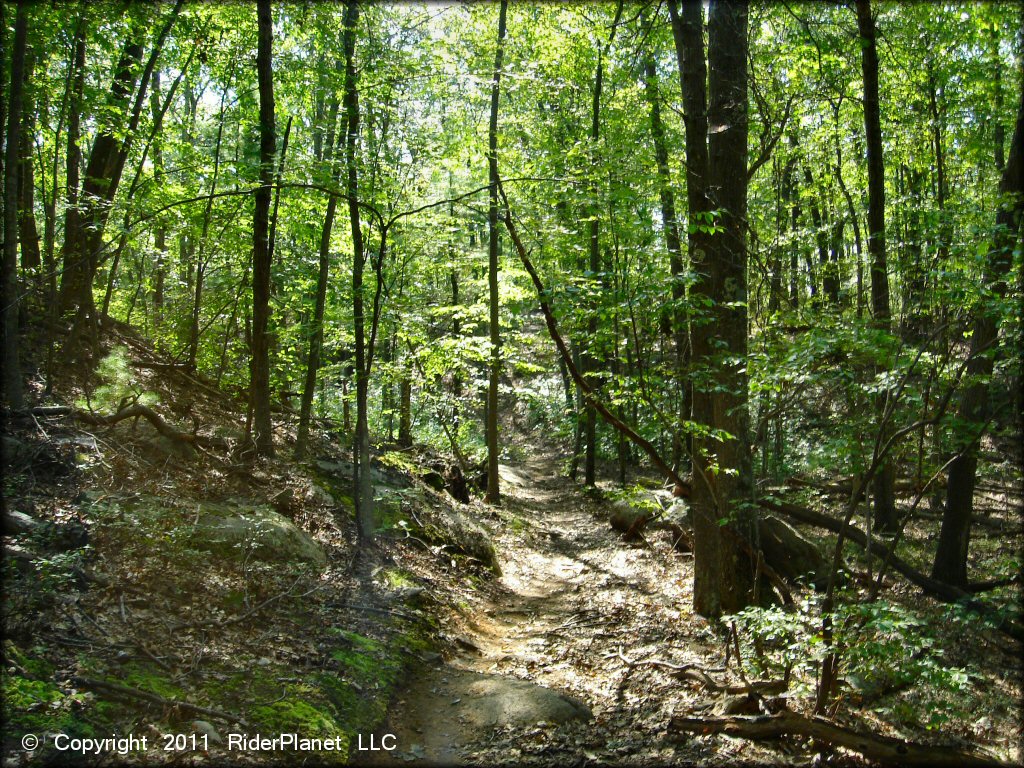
(28, 404), (230, 450)
(667, 710), (1002, 767)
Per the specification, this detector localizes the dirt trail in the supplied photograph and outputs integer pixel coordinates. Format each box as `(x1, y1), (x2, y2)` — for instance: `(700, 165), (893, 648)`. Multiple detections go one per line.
(356, 456), (704, 766)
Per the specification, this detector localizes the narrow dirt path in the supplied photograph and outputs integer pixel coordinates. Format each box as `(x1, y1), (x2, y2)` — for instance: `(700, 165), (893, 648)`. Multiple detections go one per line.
(357, 455), (725, 766)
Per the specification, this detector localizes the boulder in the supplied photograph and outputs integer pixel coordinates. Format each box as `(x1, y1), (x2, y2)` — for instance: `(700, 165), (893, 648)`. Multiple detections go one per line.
(190, 503), (326, 569)
(609, 500), (653, 541)
(463, 676), (592, 728)
(2, 509), (40, 536)
(758, 514), (830, 590)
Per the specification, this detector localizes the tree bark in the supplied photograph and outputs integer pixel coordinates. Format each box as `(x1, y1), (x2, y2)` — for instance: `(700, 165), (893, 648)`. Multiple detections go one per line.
(933, 68), (1024, 587)
(343, 0), (373, 537)
(692, 0), (754, 618)
(251, 0), (276, 457)
(2, 0), (27, 410)
(856, 0), (898, 535)
(484, 0), (508, 505)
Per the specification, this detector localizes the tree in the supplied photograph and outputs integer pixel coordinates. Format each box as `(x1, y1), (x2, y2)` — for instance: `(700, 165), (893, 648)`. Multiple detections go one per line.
(669, 0), (755, 617)
(58, 3), (181, 337)
(484, 0), (507, 505)
(856, 0), (898, 535)
(343, 0), (374, 538)
(2, 0), (27, 410)
(251, 0), (277, 457)
(932, 62), (1024, 587)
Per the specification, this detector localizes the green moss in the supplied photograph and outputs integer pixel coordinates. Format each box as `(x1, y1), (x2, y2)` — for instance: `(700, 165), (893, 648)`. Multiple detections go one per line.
(381, 568), (416, 589)
(115, 663), (184, 701)
(1, 674), (95, 738)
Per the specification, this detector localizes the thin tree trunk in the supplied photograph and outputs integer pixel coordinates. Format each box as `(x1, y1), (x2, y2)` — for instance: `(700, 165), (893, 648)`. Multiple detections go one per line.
(189, 62), (232, 371)
(484, 0), (508, 504)
(17, 47), (41, 274)
(857, 0), (898, 535)
(251, 0), (277, 456)
(642, 45), (689, 473)
(343, 0), (374, 537)
(670, 0), (713, 484)
(296, 82), (342, 458)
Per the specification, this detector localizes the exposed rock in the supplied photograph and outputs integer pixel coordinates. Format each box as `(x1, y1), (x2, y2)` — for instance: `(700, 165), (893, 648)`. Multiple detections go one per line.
(191, 720), (223, 746)
(190, 502), (326, 568)
(609, 500), (653, 541)
(419, 504), (501, 575)
(141, 434), (198, 462)
(758, 514), (831, 590)
(2, 509), (40, 536)
(462, 675), (592, 728)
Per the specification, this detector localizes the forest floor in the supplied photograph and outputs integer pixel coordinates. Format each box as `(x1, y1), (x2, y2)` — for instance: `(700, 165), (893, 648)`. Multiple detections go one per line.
(362, 452), (724, 766)
(360, 446), (1024, 766)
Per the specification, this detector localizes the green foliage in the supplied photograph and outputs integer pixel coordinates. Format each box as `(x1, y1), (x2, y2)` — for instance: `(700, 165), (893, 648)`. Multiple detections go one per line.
(78, 346), (158, 413)
(727, 596), (974, 727)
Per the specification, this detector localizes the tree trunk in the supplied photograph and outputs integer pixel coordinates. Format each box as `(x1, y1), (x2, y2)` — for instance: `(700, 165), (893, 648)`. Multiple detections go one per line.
(251, 0), (276, 457)
(150, 72), (167, 325)
(856, 0), (898, 535)
(296, 80), (342, 458)
(932, 71), (1024, 587)
(343, 0), (374, 537)
(17, 46), (41, 274)
(643, 46), (689, 473)
(2, 0), (27, 410)
(189, 67), (231, 371)
(59, 3), (181, 333)
(691, 0), (754, 618)
(484, 0), (508, 505)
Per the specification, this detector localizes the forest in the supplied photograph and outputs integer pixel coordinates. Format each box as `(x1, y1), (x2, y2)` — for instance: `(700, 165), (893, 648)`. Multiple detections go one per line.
(1, 0), (1022, 765)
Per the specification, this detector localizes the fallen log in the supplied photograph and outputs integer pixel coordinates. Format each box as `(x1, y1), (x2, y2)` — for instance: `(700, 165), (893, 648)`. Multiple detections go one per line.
(667, 710), (1001, 767)
(73, 676), (250, 727)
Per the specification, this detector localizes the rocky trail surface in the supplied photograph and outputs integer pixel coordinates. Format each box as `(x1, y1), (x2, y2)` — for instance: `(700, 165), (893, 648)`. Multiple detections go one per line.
(358, 455), (738, 767)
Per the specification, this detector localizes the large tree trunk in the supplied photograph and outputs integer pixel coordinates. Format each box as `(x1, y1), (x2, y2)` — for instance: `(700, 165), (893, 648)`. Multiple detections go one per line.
(251, 0), (276, 457)
(932, 71), (1024, 587)
(343, 0), (374, 537)
(856, 0), (898, 535)
(2, 0), (27, 410)
(690, 0), (754, 618)
(484, 0), (507, 505)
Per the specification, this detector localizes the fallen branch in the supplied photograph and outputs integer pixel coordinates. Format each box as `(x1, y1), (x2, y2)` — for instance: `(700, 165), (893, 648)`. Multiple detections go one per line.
(611, 647), (784, 695)
(763, 498), (1024, 642)
(667, 710), (1001, 767)
(72, 675), (250, 727)
(29, 404), (230, 450)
